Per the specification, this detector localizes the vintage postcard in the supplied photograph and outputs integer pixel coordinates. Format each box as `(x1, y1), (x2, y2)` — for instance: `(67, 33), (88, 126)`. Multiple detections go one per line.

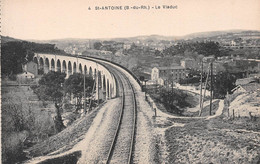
(1, 0), (260, 163)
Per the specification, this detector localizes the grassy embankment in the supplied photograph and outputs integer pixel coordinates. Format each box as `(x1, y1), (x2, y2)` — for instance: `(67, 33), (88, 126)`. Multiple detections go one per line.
(26, 102), (105, 158)
(164, 92), (260, 163)
(1, 80), (107, 163)
(1, 82), (56, 164)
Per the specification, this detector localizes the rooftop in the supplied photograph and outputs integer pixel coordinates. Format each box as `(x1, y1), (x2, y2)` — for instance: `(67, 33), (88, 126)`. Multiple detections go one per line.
(240, 83), (260, 92)
(235, 77), (257, 85)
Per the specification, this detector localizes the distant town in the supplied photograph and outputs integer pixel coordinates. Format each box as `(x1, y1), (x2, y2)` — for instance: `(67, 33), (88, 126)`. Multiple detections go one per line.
(39, 30), (260, 91)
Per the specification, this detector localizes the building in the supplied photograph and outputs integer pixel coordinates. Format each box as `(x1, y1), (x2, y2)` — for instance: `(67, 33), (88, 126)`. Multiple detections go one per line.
(230, 40), (237, 46)
(235, 77), (257, 86)
(16, 61), (38, 83)
(232, 77), (260, 94)
(17, 71), (35, 83)
(232, 83), (260, 94)
(123, 43), (132, 49)
(23, 61), (38, 76)
(181, 58), (196, 69)
(203, 56), (215, 63)
(151, 66), (186, 85)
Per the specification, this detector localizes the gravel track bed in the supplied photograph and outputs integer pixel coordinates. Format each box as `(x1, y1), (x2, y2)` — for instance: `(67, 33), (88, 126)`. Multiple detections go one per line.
(102, 60), (161, 163)
(80, 57), (162, 163)
(77, 98), (122, 163)
(107, 68), (136, 164)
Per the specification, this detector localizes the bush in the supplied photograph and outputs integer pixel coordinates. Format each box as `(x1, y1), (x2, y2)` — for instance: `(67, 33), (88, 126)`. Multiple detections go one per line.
(148, 87), (190, 115)
(1, 86), (56, 163)
(2, 132), (27, 164)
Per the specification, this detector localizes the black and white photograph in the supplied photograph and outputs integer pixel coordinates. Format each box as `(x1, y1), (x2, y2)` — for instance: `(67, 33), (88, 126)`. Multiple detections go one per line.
(1, 0), (260, 163)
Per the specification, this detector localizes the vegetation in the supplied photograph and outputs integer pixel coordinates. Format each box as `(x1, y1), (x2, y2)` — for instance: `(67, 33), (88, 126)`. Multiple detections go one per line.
(93, 41), (118, 54)
(26, 101), (107, 158)
(162, 41), (222, 58)
(2, 71), (95, 163)
(1, 42), (34, 76)
(165, 116), (260, 163)
(64, 73), (94, 111)
(93, 42), (102, 50)
(1, 85), (56, 164)
(32, 71), (96, 129)
(147, 85), (194, 115)
(1, 41), (66, 76)
(33, 71), (66, 132)
(212, 72), (237, 99)
(229, 47), (260, 59)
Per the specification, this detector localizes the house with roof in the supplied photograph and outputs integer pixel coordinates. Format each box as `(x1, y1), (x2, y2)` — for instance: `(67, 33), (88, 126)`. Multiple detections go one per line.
(16, 61), (38, 84)
(235, 77), (257, 85)
(181, 58), (196, 69)
(232, 83), (260, 94)
(17, 71), (35, 84)
(151, 66), (186, 85)
(22, 61), (38, 76)
(232, 77), (260, 94)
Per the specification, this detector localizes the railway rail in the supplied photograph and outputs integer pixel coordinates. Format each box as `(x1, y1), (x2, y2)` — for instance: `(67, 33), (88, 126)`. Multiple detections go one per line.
(102, 64), (137, 164)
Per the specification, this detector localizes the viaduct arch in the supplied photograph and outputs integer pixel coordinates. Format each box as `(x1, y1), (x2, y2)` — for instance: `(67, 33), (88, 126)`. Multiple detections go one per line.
(33, 53), (117, 100)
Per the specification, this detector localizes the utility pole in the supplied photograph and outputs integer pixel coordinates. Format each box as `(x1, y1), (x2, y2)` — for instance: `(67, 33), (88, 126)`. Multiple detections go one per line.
(83, 71), (86, 114)
(96, 71), (99, 104)
(199, 60), (203, 110)
(210, 62), (213, 116)
(171, 75), (174, 105)
(199, 63), (210, 116)
(88, 72), (96, 113)
(144, 79), (148, 100)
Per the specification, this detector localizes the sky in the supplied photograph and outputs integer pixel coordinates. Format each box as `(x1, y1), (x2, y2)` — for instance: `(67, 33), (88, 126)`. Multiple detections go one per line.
(2, 0), (260, 40)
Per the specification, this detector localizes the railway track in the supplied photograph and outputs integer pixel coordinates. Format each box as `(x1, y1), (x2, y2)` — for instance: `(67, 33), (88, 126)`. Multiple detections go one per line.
(103, 65), (137, 164)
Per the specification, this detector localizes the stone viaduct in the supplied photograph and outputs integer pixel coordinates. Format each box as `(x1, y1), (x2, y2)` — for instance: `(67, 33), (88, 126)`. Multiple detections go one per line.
(33, 53), (117, 100)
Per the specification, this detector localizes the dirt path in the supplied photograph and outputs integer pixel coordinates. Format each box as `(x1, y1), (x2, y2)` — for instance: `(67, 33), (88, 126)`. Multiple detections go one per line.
(206, 100), (224, 120)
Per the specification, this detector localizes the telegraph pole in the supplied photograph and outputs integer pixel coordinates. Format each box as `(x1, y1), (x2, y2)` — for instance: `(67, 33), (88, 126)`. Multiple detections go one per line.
(83, 71), (86, 114)
(209, 62), (213, 116)
(97, 71), (99, 103)
(171, 76), (174, 105)
(199, 63), (210, 116)
(199, 60), (203, 110)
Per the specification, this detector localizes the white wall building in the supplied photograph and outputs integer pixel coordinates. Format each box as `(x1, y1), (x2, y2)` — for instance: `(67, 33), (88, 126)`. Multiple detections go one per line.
(151, 66), (186, 85)
(17, 71), (35, 83)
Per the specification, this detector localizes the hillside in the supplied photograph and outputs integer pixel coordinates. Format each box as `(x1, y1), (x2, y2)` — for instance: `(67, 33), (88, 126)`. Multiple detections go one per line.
(26, 29), (260, 43)
(1, 35), (23, 44)
(1, 39), (66, 76)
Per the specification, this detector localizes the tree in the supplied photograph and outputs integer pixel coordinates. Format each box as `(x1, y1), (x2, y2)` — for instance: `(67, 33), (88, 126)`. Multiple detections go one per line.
(34, 71), (66, 132)
(161, 41), (221, 58)
(155, 50), (161, 56)
(1, 42), (34, 76)
(158, 88), (186, 115)
(1, 41), (66, 76)
(64, 73), (94, 111)
(211, 72), (236, 99)
(93, 42), (102, 50)
(130, 43), (138, 50)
